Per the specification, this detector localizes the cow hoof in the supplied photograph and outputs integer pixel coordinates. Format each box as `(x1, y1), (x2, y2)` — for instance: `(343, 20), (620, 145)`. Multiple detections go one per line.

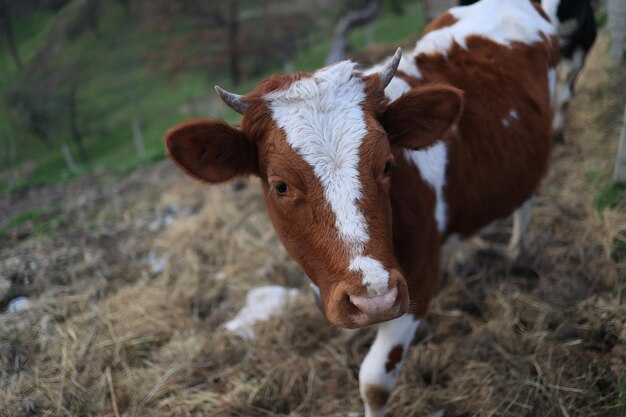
(552, 130), (565, 144)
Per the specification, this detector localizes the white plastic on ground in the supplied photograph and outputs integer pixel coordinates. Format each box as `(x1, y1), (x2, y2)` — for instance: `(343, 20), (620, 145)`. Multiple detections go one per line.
(8, 296), (32, 313)
(224, 285), (300, 340)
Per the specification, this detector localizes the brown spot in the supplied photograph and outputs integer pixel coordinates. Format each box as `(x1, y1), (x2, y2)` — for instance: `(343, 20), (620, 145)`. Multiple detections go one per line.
(385, 345), (404, 373)
(423, 12), (458, 35)
(364, 384), (391, 411)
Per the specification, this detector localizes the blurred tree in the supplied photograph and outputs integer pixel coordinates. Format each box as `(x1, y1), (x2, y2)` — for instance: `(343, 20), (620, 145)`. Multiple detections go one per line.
(0, 0), (89, 70)
(0, 0), (24, 69)
(65, 0), (102, 39)
(3, 57), (90, 164)
(326, 0), (380, 64)
(4, 74), (57, 150)
(44, 0), (72, 11)
(140, 0), (315, 86)
(67, 79), (88, 162)
(115, 0), (131, 14)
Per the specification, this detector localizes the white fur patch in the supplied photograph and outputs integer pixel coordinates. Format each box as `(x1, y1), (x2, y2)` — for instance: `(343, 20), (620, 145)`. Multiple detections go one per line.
(416, 0), (556, 57)
(502, 118), (510, 128)
(382, 77), (411, 103)
(404, 141), (449, 233)
(359, 315), (420, 417)
(266, 62), (389, 293)
(363, 51), (418, 103)
(557, 18), (579, 37)
(349, 256), (390, 294)
(366, 50), (451, 235)
(509, 109), (519, 119)
(548, 67), (557, 105)
(541, 0), (560, 25)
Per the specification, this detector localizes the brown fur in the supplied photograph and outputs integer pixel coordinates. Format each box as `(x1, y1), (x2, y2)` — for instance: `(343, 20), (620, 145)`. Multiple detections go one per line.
(385, 345), (404, 373)
(423, 12), (458, 34)
(415, 37), (555, 238)
(364, 384), (391, 411)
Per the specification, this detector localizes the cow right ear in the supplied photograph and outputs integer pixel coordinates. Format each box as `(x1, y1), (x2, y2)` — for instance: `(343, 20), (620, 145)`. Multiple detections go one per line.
(165, 119), (258, 183)
(381, 84), (463, 150)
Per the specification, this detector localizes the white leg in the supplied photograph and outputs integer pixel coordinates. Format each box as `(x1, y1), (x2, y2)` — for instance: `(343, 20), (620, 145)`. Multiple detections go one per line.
(507, 198), (533, 261)
(359, 314), (420, 417)
(440, 233), (462, 277)
(552, 50), (584, 140)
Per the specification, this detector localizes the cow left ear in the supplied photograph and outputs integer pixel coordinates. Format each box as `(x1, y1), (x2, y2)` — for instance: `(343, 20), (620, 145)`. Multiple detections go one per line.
(381, 84), (464, 150)
(165, 119), (258, 183)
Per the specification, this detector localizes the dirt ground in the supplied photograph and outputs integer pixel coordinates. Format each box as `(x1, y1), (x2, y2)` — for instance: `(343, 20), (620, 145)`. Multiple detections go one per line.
(0, 32), (625, 417)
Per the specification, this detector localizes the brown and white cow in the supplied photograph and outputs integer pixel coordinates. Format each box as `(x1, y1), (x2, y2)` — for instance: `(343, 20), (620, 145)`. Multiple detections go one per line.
(165, 0), (557, 415)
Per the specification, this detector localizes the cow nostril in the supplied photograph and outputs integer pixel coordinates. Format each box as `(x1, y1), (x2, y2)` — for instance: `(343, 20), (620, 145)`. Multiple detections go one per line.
(342, 293), (362, 316)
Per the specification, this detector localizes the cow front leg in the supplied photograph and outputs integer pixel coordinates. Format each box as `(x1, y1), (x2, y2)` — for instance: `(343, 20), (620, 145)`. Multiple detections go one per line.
(359, 314), (421, 417)
(507, 198), (533, 261)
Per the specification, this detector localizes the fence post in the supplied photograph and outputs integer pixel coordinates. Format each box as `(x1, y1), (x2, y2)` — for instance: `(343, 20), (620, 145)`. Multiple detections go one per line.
(608, 0), (626, 65)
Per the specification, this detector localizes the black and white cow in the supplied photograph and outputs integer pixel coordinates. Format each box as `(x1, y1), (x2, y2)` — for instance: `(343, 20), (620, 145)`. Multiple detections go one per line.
(541, 0), (597, 141)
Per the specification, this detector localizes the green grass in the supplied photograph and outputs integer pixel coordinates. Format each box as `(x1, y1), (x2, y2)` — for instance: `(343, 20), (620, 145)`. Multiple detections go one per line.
(595, 10), (607, 29)
(0, 1), (425, 193)
(7, 208), (47, 228)
(0, 207), (61, 238)
(595, 183), (626, 211)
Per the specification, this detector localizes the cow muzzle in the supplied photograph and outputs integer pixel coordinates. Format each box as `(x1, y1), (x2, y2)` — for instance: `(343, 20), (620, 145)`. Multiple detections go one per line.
(323, 269), (409, 328)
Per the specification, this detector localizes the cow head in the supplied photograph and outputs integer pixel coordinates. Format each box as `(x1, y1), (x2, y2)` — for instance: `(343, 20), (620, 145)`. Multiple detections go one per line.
(165, 49), (463, 328)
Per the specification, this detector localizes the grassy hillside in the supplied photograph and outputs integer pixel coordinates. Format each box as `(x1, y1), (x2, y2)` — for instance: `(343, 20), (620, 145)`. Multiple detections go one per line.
(0, 0), (424, 193)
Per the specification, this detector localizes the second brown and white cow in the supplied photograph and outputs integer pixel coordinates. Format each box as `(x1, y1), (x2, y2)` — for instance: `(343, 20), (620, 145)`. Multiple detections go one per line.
(165, 0), (557, 415)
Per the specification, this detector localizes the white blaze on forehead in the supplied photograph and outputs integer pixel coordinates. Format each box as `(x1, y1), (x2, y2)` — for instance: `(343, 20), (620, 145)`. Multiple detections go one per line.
(265, 61), (389, 294)
(416, 0), (556, 57)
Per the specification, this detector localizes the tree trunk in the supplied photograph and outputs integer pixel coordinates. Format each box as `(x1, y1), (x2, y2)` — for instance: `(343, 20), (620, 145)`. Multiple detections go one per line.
(68, 81), (89, 163)
(613, 106), (626, 183)
(326, 0), (381, 65)
(27, 110), (53, 150)
(227, 0), (241, 86)
(61, 143), (79, 173)
(608, 0), (626, 65)
(127, 61), (145, 158)
(365, 22), (375, 46)
(132, 115), (145, 158)
(0, 0), (22, 69)
(0, 135), (4, 165)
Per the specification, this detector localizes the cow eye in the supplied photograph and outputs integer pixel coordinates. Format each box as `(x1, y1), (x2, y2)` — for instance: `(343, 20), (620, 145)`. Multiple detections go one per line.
(274, 182), (289, 195)
(383, 161), (392, 176)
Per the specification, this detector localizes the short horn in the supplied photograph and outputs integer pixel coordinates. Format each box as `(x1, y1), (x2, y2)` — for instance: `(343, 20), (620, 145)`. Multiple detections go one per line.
(379, 47), (402, 90)
(215, 85), (250, 114)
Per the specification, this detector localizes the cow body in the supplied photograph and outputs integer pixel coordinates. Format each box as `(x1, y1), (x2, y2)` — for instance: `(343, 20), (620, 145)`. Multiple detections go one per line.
(458, 0), (596, 140)
(165, 1), (557, 415)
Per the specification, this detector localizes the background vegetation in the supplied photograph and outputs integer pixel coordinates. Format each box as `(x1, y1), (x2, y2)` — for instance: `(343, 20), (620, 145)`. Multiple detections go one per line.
(0, 0), (424, 193)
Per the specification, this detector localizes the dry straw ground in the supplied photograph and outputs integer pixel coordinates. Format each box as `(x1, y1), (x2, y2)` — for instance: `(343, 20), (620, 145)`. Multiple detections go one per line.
(1, 32), (625, 417)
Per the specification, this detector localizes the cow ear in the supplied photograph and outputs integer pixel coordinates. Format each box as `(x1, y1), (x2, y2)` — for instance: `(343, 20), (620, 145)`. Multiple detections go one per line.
(381, 84), (463, 150)
(165, 119), (258, 183)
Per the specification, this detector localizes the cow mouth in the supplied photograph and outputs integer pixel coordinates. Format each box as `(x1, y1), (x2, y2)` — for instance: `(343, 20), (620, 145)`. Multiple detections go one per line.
(322, 276), (409, 329)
